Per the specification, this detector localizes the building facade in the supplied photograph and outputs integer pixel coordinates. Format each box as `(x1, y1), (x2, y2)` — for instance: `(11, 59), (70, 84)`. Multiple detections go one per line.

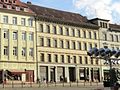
(0, 0), (120, 84)
(0, 0), (36, 83)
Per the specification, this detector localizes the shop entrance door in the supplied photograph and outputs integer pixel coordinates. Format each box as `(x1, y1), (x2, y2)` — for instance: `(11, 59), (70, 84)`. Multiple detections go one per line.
(69, 67), (75, 82)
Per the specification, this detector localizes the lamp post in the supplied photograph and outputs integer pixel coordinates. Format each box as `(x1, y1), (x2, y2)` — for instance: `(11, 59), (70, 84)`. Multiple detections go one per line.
(87, 47), (120, 90)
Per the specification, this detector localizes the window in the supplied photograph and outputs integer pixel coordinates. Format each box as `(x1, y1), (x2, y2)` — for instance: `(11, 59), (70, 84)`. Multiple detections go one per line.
(79, 56), (82, 64)
(66, 28), (69, 36)
(72, 29), (75, 36)
(95, 43), (97, 48)
(47, 38), (51, 47)
(53, 39), (57, 48)
(21, 18), (26, 26)
(54, 54), (58, 62)
(46, 25), (50, 33)
(115, 35), (118, 42)
(28, 18), (33, 27)
(89, 43), (92, 49)
(60, 55), (64, 63)
(13, 32), (17, 40)
(83, 42), (87, 50)
(60, 40), (64, 48)
(7, 5), (11, 9)
(85, 57), (88, 64)
(103, 33), (107, 41)
(40, 53), (44, 62)
(59, 27), (63, 35)
(22, 48), (26, 56)
(39, 37), (44, 46)
(73, 56), (76, 63)
(78, 30), (81, 37)
(29, 48), (33, 57)
(72, 41), (76, 49)
(66, 40), (70, 49)
(89, 32), (92, 39)
(94, 32), (97, 39)
(4, 46), (8, 55)
(53, 26), (57, 34)
(22, 32), (26, 40)
(39, 24), (43, 32)
(91, 58), (93, 64)
(78, 42), (81, 50)
(67, 55), (71, 63)
(3, 15), (8, 23)
(4, 30), (8, 39)
(13, 17), (17, 25)
(48, 54), (51, 62)
(83, 31), (86, 38)
(110, 34), (114, 41)
(29, 33), (33, 41)
(96, 59), (99, 65)
(13, 47), (17, 56)
(0, 4), (3, 8)
(16, 7), (20, 11)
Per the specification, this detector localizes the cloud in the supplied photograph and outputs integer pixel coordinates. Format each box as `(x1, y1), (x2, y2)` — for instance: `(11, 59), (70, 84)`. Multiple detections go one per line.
(73, 0), (120, 24)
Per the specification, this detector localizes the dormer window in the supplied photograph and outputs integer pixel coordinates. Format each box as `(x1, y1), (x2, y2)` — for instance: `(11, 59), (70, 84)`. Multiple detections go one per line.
(7, 5), (11, 9)
(4, 0), (8, 3)
(0, 4), (3, 8)
(16, 7), (20, 11)
(24, 8), (29, 12)
(12, 0), (16, 4)
(100, 22), (108, 28)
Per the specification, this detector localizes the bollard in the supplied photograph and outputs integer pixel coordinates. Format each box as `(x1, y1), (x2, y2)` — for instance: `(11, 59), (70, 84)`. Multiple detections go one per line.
(21, 82), (23, 88)
(55, 81), (56, 87)
(90, 81), (92, 86)
(70, 81), (71, 87)
(63, 81), (64, 87)
(84, 81), (85, 86)
(77, 80), (79, 87)
(12, 80), (14, 88)
(38, 81), (41, 87)
(96, 80), (98, 86)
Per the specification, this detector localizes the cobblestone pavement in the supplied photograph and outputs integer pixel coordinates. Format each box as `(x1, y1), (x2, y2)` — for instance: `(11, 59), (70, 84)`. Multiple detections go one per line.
(0, 82), (116, 90)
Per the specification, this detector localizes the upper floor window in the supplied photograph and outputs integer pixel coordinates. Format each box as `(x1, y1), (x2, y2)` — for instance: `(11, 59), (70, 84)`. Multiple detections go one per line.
(66, 40), (70, 49)
(94, 32), (97, 39)
(7, 5), (11, 9)
(79, 56), (82, 64)
(39, 24), (43, 32)
(29, 48), (33, 57)
(72, 41), (76, 49)
(12, 17), (17, 25)
(73, 56), (76, 63)
(100, 22), (108, 28)
(29, 33), (33, 41)
(67, 55), (71, 63)
(89, 43), (92, 49)
(115, 35), (119, 42)
(78, 30), (81, 37)
(16, 7), (20, 11)
(54, 54), (58, 62)
(39, 37), (44, 46)
(3, 15), (8, 24)
(48, 54), (51, 62)
(88, 31), (92, 39)
(24, 8), (29, 12)
(4, 30), (8, 39)
(53, 26), (57, 34)
(28, 18), (33, 27)
(60, 55), (64, 63)
(46, 25), (50, 33)
(22, 47), (26, 56)
(47, 38), (51, 47)
(60, 40), (64, 48)
(59, 27), (63, 35)
(78, 42), (81, 50)
(13, 32), (17, 40)
(83, 42), (87, 50)
(13, 47), (17, 56)
(103, 33), (107, 41)
(110, 34), (114, 41)
(66, 28), (69, 36)
(53, 39), (57, 48)
(85, 57), (88, 64)
(72, 29), (75, 36)
(83, 31), (86, 38)
(4, 46), (8, 55)
(22, 32), (26, 40)
(0, 4), (3, 8)
(40, 53), (44, 62)
(21, 18), (26, 26)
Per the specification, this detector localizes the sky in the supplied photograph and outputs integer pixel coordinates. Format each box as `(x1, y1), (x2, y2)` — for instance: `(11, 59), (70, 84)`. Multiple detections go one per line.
(21, 0), (120, 24)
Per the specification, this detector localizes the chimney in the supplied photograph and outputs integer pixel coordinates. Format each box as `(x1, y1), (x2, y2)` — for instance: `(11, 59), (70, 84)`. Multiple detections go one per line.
(27, 1), (32, 4)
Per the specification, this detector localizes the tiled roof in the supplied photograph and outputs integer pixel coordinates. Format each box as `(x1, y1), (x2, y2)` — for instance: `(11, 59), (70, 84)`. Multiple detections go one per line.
(109, 24), (120, 31)
(28, 4), (99, 29)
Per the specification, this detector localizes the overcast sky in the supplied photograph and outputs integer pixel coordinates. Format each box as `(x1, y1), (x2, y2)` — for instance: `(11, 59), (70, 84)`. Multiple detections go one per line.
(22, 0), (120, 24)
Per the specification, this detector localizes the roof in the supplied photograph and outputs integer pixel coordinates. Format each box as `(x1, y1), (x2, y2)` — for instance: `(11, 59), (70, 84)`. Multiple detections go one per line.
(28, 4), (99, 29)
(109, 24), (120, 31)
(89, 18), (110, 22)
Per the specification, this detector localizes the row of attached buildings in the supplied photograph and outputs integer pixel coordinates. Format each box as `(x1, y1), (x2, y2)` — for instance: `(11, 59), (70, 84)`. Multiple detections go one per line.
(0, 0), (120, 83)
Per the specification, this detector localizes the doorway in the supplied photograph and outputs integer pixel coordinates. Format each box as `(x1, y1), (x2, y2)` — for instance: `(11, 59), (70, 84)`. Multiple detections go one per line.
(69, 67), (75, 82)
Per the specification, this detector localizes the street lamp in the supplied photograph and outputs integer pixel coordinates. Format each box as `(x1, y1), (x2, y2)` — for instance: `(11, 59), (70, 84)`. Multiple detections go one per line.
(87, 47), (120, 90)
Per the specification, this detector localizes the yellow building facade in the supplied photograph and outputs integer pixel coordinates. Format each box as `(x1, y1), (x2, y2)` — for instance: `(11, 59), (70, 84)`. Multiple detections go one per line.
(0, 0), (36, 83)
